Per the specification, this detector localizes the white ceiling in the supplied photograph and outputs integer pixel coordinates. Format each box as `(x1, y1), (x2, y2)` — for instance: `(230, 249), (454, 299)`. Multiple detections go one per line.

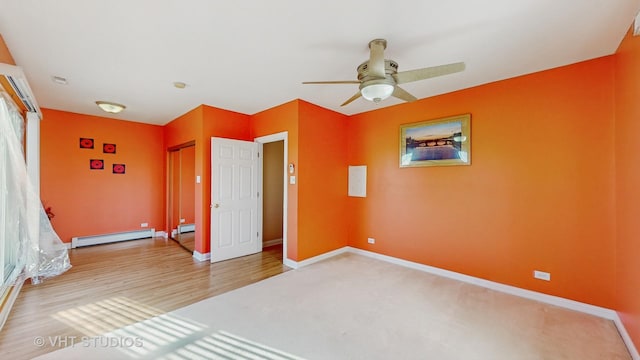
(1, 0), (639, 125)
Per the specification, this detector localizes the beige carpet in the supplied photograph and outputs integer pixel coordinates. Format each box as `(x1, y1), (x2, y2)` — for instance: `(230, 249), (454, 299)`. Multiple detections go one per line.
(37, 253), (630, 359)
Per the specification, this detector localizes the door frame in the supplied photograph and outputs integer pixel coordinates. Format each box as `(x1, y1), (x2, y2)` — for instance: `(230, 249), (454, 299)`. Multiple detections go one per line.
(254, 131), (289, 266)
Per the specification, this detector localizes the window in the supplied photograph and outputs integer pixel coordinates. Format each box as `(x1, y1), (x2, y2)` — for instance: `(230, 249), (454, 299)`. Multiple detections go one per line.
(0, 94), (26, 292)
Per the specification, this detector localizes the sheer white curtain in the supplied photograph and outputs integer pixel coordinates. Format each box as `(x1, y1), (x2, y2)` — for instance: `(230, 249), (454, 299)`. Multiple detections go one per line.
(0, 95), (70, 292)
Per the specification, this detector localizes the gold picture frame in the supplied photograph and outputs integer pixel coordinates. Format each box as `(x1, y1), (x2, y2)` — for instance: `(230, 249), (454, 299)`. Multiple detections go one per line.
(399, 114), (471, 167)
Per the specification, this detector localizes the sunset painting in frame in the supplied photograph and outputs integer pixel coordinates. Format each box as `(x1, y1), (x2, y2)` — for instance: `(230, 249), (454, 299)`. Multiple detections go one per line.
(400, 114), (471, 167)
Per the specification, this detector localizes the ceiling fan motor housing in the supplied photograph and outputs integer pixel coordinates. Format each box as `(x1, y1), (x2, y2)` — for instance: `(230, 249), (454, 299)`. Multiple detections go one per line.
(357, 59), (399, 81)
(357, 60), (398, 102)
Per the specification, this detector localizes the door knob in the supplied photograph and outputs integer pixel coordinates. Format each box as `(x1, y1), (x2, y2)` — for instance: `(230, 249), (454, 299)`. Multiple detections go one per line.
(213, 203), (220, 208)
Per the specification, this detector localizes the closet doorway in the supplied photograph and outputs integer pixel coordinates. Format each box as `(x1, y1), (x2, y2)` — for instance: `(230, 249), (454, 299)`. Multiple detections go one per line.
(168, 142), (196, 253)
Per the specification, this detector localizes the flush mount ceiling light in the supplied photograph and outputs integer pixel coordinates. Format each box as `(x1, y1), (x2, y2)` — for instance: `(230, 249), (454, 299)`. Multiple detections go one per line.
(96, 101), (126, 114)
(173, 81), (187, 89)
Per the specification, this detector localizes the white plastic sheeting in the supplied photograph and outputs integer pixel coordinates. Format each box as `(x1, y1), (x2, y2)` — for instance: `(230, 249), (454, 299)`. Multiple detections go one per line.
(0, 95), (70, 286)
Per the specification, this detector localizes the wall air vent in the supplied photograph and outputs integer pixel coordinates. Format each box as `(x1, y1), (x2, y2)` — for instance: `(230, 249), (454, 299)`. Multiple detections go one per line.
(0, 63), (42, 119)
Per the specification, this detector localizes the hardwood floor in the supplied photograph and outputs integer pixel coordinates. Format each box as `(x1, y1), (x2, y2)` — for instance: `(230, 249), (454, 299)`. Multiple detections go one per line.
(0, 237), (288, 359)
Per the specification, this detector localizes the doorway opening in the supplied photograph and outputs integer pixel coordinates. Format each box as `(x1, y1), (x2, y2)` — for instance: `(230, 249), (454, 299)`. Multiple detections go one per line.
(262, 141), (284, 247)
(255, 132), (289, 265)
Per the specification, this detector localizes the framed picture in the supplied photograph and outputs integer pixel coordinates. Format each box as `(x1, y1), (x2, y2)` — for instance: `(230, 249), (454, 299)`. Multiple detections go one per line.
(399, 114), (471, 167)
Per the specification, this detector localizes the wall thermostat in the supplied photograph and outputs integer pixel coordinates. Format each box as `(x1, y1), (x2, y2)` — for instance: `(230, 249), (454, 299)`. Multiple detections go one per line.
(289, 163), (295, 174)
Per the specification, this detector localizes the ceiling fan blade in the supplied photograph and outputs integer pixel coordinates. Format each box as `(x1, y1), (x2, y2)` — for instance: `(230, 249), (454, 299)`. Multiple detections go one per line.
(393, 62), (465, 84)
(392, 86), (418, 102)
(302, 80), (360, 84)
(368, 39), (387, 79)
(341, 92), (362, 106)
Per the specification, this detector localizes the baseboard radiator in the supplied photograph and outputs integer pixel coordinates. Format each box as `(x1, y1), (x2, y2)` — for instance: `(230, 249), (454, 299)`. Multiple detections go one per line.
(178, 223), (195, 233)
(71, 228), (155, 248)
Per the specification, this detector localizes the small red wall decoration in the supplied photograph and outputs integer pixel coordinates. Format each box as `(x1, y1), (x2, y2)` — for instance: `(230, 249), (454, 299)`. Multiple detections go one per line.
(112, 164), (126, 174)
(89, 159), (104, 170)
(103, 143), (116, 154)
(79, 138), (94, 149)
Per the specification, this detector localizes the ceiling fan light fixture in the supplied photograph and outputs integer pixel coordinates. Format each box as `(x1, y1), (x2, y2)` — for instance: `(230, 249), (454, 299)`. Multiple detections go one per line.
(361, 83), (394, 103)
(96, 101), (126, 114)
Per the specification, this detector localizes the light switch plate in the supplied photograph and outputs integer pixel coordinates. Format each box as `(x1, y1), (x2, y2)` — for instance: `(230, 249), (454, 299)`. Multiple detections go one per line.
(289, 176), (296, 184)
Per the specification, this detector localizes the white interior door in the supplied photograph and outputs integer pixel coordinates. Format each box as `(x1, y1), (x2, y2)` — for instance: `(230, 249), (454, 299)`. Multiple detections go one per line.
(210, 137), (261, 263)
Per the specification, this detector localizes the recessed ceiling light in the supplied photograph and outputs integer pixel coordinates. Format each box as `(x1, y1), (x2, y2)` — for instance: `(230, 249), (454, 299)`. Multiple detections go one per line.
(96, 101), (126, 114)
(51, 76), (68, 85)
(173, 81), (187, 89)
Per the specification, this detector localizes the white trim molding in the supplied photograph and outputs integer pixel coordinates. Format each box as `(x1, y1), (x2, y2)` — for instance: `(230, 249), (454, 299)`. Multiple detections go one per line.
(193, 251), (210, 262)
(614, 316), (640, 360)
(26, 112), (40, 196)
(254, 131), (289, 268)
(290, 246), (638, 358)
(283, 247), (349, 270)
(348, 247), (615, 319)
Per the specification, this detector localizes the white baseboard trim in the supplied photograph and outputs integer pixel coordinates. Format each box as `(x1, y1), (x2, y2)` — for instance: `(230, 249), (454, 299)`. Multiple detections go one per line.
(193, 251), (210, 262)
(614, 315), (640, 360)
(263, 238), (283, 248)
(283, 247), (350, 269)
(283, 258), (298, 269)
(292, 245), (638, 358)
(62, 242), (72, 249)
(347, 247), (615, 319)
(155, 231), (168, 239)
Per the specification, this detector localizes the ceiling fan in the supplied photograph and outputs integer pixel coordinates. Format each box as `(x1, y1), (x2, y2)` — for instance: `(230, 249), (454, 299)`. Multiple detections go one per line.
(303, 39), (465, 106)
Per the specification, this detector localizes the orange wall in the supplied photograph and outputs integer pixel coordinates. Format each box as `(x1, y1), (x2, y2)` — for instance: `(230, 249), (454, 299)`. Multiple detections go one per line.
(200, 105), (251, 253)
(297, 100), (349, 259)
(164, 106), (202, 148)
(0, 34), (16, 65)
(347, 57), (617, 308)
(41, 109), (165, 243)
(164, 105), (251, 254)
(251, 100), (300, 260)
(615, 28), (640, 350)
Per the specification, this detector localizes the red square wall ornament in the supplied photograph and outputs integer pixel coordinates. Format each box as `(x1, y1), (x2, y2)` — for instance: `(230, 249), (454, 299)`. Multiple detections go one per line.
(80, 138), (94, 149)
(103, 143), (116, 154)
(113, 164), (126, 174)
(90, 159), (104, 170)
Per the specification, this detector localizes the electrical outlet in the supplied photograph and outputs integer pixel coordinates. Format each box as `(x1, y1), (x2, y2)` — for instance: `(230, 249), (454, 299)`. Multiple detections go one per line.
(533, 270), (551, 281)
(140, 222), (148, 228)
(367, 237), (375, 244)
